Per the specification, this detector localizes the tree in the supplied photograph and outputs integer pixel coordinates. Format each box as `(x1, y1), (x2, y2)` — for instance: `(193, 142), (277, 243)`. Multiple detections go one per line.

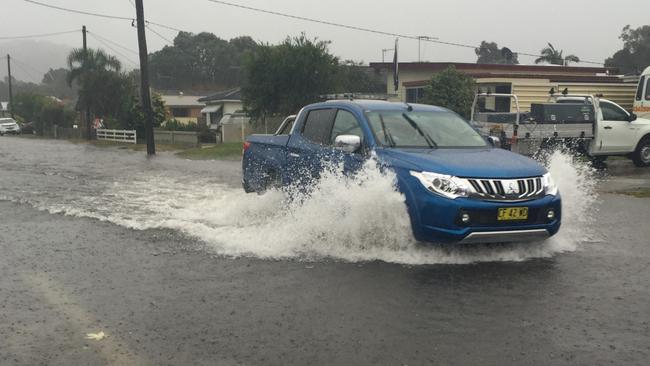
(535, 43), (580, 66)
(66, 48), (130, 123)
(336, 60), (385, 93)
(241, 34), (340, 120)
(41, 68), (77, 99)
(148, 32), (258, 90)
(475, 41), (519, 64)
(120, 93), (166, 138)
(421, 66), (475, 119)
(605, 25), (650, 74)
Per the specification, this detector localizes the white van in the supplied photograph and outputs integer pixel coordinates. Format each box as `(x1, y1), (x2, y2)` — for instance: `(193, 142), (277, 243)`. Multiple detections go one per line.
(634, 66), (650, 119)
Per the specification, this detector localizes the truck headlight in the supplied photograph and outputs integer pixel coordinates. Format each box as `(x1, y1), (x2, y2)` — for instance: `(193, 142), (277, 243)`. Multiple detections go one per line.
(542, 172), (558, 196)
(410, 171), (471, 199)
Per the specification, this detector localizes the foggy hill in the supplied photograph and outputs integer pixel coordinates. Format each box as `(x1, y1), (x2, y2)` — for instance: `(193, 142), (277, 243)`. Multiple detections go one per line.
(0, 40), (71, 83)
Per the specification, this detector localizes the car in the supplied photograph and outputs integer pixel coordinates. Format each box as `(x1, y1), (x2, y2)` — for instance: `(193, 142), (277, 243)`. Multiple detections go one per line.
(18, 122), (35, 135)
(242, 100), (561, 244)
(473, 92), (650, 167)
(0, 117), (21, 136)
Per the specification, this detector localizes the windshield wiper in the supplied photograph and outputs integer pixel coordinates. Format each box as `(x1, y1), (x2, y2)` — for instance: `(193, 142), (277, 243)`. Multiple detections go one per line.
(402, 113), (438, 148)
(379, 114), (396, 147)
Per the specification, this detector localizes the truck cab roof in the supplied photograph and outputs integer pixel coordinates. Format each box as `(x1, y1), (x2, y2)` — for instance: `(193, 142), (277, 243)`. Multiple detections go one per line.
(316, 99), (451, 113)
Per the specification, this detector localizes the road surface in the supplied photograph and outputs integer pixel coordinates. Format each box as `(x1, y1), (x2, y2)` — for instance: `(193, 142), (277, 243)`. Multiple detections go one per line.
(1, 137), (649, 365)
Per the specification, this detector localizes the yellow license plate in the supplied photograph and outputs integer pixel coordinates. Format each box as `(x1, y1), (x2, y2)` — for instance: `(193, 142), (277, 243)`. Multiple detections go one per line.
(497, 207), (529, 221)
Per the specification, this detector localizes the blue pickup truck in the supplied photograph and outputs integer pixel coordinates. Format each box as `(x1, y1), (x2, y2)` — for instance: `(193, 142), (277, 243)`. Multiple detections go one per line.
(242, 100), (561, 244)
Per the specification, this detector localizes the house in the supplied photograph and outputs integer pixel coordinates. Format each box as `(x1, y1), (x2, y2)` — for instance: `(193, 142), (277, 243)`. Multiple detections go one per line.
(369, 62), (639, 112)
(1, 101), (9, 117)
(159, 93), (206, 124)
(198, 88), (246, 129)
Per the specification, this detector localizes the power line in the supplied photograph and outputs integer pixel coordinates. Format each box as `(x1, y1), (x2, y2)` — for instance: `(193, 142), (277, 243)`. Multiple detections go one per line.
(23, 0), (186, 33)
(145, 21), (184, 33)
(0, 29), (80, 40)
(4, 55), (46, 81)
(88, 31), (139, 56)
(23, 0), (132, 20)
(145, 25), (175, 46)
(87, 33), (139, 66)
(205, 0), (604, 66)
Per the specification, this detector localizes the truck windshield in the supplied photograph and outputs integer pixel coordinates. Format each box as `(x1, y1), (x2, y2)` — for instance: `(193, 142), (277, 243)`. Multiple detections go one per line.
(366, 110), (487, 148)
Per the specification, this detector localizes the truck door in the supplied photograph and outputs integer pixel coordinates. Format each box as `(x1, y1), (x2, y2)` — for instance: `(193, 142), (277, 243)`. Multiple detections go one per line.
(328, 109), (366, 173)
(598, 101), (638, 153)
(285, 108), (337, 186)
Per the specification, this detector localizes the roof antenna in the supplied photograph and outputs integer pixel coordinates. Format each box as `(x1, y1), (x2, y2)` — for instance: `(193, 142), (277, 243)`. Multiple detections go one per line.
(404, 102), (413, 112)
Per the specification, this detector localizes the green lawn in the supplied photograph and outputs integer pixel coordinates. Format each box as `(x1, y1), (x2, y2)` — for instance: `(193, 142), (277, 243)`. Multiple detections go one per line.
(175, 143), (243, 160)
(618, 189), (650, 199)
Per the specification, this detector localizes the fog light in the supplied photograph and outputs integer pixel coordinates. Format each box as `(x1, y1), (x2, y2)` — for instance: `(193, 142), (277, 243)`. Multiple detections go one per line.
(461, 213), (471, 224)
(546, 209), (556, 220)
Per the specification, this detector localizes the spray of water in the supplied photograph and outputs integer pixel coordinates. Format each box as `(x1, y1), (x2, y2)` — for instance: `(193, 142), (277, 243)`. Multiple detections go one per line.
(17, 148), (596, 265)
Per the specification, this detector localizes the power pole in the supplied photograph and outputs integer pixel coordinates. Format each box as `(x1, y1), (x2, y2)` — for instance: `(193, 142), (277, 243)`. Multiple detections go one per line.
(134, 0), (155, 155)
(82, 25), (92, 140)
(6, 55), (14, 118)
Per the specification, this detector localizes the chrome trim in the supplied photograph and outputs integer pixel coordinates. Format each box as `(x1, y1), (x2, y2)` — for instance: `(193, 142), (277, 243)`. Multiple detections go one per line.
(465, 177), (544, 202)
(459, 229), (550, 244)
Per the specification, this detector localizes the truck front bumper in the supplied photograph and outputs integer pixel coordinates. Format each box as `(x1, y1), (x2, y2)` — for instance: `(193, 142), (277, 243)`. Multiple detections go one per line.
(404, 182), (562, 244)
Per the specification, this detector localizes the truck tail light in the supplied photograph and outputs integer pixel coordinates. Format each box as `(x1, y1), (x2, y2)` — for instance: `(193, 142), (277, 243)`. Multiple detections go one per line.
(242, 141), (251, 154)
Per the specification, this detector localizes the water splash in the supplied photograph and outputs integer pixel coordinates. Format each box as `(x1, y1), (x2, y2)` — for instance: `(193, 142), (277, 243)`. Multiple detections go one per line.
(8, 151), (599, 265)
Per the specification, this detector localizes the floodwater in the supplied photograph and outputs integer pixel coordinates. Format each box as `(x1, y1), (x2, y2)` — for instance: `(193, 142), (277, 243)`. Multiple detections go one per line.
(1, 137), (649, 365)
(1, 137), (597, 264)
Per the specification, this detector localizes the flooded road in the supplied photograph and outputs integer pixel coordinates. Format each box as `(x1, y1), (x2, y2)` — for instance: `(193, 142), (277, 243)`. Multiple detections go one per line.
(1, 137), (649, 365)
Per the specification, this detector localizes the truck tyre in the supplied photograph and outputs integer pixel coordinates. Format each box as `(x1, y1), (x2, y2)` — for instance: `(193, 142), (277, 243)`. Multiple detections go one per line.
(632, 136), (650, 167)
(259, 170), (282, 194)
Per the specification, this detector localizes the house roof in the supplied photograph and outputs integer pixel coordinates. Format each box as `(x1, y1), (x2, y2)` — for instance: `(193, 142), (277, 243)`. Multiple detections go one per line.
(402, 73), (628, 88)
(199, 88), (242, 103)
(369, 62), (617, 75)
(160, 95), (206, 107)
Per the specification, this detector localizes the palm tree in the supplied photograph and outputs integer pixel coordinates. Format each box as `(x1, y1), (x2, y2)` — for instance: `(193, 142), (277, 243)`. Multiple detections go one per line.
(535, 43), (581, 66)
(67, 48), (123, 138)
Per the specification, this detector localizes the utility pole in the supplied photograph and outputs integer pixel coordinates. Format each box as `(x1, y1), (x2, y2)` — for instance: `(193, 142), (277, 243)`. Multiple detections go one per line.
(82, 25), (92, 140)
(135, 0), (155, 155)
(6, 55), (14, 118)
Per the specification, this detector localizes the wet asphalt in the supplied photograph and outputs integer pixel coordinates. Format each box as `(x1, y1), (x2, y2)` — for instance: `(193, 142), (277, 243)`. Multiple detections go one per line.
(1, 137), (650, 365)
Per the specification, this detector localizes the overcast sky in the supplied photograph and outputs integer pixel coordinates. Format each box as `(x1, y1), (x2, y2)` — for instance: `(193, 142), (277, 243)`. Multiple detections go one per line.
(2, 0), (650, 82)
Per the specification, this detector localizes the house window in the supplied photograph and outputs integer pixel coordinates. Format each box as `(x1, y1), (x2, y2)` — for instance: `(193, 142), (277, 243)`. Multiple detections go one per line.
(171, 108), (190, 117)
(405, 88), (425, 103)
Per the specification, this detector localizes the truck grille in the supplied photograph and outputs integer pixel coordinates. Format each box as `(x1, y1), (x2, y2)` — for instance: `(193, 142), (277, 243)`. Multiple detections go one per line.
(466, 177), (544, 202)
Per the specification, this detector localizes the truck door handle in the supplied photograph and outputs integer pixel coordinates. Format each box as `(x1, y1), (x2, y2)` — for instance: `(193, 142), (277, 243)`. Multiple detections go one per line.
(289, 152), (300, 158)
(604, 126), (613, 130)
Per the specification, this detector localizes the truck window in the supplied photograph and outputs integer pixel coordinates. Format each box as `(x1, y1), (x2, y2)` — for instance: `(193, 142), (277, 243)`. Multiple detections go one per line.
(330, 110), (363, 144)
(646, 78), (650, 101)
(637, 75), (646, 101)
(600, 101), (628, 121)
(301, 109), (336, 145)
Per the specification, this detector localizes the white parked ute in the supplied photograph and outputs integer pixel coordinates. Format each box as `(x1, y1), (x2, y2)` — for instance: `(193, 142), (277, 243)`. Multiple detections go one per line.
(473, 92), (650, 167)
(0, 118), (21, 136)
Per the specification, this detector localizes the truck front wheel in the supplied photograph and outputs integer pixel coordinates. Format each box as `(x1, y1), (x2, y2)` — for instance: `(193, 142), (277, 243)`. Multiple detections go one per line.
(632, 136), (650, 167)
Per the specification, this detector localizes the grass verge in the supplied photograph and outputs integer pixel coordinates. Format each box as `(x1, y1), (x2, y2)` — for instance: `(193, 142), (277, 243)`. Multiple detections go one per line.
(616, 189), (650, 199)
(176, 143), (243, 160)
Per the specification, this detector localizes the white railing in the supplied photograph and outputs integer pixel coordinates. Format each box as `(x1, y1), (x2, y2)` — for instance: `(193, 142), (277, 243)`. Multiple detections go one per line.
(96, 129), (137, 144)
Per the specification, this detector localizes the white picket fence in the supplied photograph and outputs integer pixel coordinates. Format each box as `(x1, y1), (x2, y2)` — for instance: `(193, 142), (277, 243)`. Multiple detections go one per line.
(96, 129), (137, 144)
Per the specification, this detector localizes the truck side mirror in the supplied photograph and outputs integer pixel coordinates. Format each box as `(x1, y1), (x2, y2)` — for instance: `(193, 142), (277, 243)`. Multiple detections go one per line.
(334, 135), (362, 153)
(629, 113), (637, 122)
(487, 136), (501, 147)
